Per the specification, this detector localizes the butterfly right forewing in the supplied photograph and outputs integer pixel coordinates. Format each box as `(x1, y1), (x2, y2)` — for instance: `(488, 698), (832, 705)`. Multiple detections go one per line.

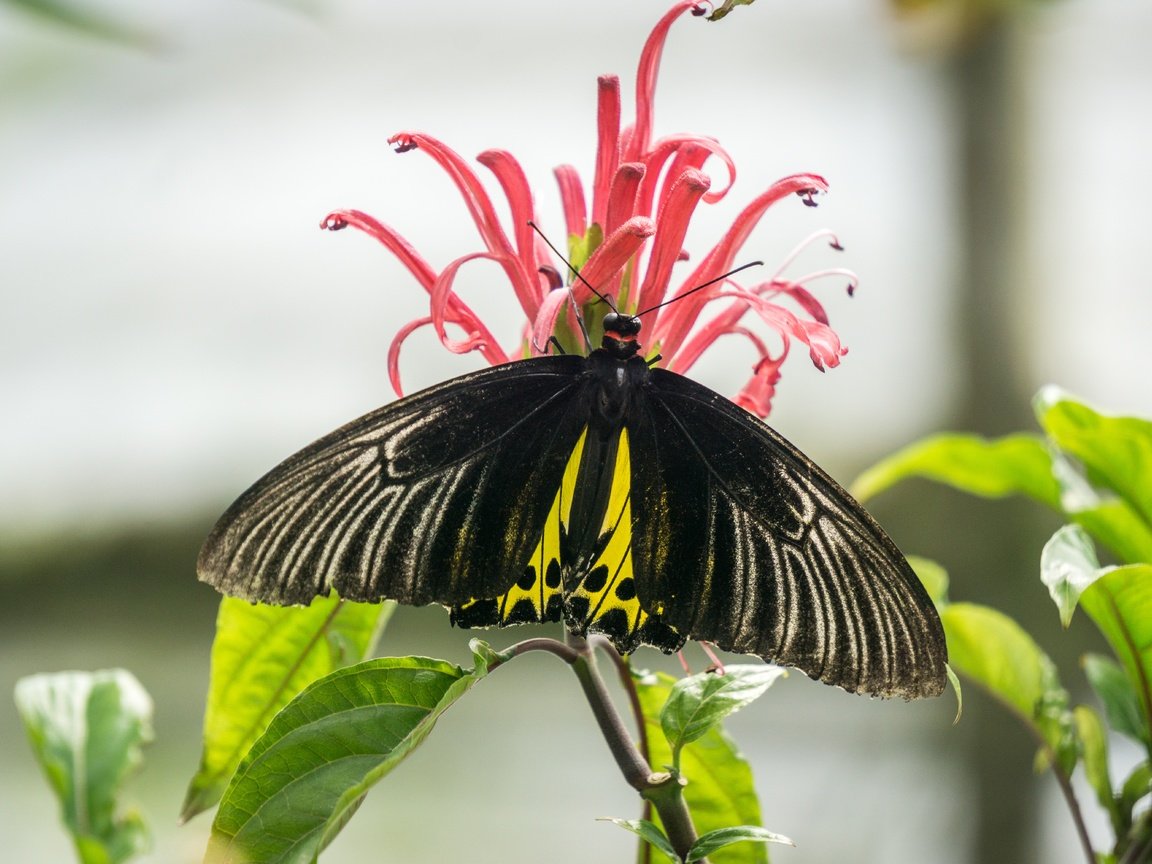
(628, 368), (946, 699)
(197, 356), (593, 608)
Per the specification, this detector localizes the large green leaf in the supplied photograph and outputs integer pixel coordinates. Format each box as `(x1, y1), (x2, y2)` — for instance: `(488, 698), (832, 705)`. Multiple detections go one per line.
(1036, 387), (1152, 532)
(15, 669), (153, 864)
(941, 603), (1076, 770)
(205, 650), (490, 864)
(635, 669), (770, 864)
(1079, 565), (1152, 743)
(181, 595), (391, 821)
(660, 666), (785, 767)
(850, 433), (1060, 508)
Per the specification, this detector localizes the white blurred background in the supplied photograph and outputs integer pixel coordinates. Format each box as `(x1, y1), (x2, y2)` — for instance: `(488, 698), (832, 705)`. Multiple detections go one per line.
(1, 0), (1149, 862)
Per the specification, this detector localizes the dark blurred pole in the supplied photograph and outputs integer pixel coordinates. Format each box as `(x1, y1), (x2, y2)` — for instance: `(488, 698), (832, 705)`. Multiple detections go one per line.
(948, 11), (1048, 864)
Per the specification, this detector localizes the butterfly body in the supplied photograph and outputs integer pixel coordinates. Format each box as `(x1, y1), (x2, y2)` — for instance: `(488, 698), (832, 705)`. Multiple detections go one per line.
(199, 318), (947, 699)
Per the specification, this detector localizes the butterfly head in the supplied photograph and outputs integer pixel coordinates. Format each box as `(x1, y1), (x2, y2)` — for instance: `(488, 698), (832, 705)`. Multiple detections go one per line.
(601, 311), (643, 359)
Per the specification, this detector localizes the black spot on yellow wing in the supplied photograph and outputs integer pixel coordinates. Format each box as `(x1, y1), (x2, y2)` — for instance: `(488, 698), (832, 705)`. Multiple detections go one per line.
(450, 427), (682, 654)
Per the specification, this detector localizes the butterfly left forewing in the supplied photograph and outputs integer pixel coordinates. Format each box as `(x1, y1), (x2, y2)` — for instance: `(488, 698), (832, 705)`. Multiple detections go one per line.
(627, 369), (947, 699)
(198, 356), (591, 608)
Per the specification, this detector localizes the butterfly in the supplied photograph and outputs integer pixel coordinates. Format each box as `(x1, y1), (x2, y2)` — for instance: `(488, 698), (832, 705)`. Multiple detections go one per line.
(198, 309), (947, 699)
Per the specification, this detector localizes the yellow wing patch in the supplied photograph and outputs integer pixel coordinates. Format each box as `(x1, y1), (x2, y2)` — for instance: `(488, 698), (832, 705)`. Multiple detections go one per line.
(562, 428), (652, 649)
(450, 427), (680, 655)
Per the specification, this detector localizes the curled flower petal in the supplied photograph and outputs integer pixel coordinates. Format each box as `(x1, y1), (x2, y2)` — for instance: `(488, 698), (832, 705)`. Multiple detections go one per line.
(430, 251), (514, 362)
(653, 172), (828, 359)
(645, 134), (736, 205)
(390, 132), (541, 321)
(734, 347), (788, 418)
(628, 0), (709, 161)
(320, 209), (436, 289)
(387, 315), (434, 397)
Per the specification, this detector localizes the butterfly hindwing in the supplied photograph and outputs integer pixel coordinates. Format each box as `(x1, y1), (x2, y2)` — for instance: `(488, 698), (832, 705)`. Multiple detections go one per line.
(197, 356), (591, 608)
(627, 368), (947, 699)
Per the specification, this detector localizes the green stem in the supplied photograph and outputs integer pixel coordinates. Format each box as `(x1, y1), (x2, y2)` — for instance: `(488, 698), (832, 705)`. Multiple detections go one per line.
(590, 637), (655, 864)
(509, 635), (701, 861)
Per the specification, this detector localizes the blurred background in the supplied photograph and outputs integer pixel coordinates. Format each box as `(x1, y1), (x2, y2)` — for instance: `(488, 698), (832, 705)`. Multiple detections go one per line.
(2, 0), (1150, 861)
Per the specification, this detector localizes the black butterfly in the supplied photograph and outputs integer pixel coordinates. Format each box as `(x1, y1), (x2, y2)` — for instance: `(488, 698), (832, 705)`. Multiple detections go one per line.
(198, 311), (946, 699)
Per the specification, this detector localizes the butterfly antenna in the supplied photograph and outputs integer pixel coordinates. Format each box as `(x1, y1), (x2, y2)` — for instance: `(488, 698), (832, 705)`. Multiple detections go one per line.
(528, 221), (616, 351)
(634, 260), (764, 318)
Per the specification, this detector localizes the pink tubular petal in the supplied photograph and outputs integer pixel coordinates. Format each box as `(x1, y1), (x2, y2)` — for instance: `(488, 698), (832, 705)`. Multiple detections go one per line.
(554, 164), (587, 240)
(429, 251), (513, 361)
(604, 162), (646, 238)
(627, 0), (708, 162)
(592, 75), (622, 230)
(387, 315), (434, 397)
(653, 173), (828, 359)
(718, 286), (845, 371)
(766, 281), (830, 325)
(734, 351), (787, 418)
(477, 149), (544, 318)
(321, 209), (436, 290)
(531, 288), (572, 354)
(389, 133), (510, 255)
(389, 132), (541, 319)
(573, 216), (655, 305)
(647, 134), (736, 205)
(634, 168), (711, 316)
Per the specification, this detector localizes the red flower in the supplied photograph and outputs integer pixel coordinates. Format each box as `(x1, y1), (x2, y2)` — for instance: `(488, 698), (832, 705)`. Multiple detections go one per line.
(320, 0), (853, 418)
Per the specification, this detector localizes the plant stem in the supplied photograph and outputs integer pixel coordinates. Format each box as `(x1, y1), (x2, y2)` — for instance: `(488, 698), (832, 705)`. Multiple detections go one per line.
(508, 634), (701, 861)
(1036, 737), (1095, 864)
(590, 636), (655, 864)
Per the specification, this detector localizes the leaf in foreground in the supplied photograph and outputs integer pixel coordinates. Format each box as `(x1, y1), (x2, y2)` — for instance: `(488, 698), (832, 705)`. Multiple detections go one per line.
(688, 826), (794, 863)
(660, 665), (785, 764)
(15, 669), (153, 864)
(636, 669), (771, 864)
(182, 595), (390, 820)
(205, 652), (489, 864)
(849, 433), (1060, 508)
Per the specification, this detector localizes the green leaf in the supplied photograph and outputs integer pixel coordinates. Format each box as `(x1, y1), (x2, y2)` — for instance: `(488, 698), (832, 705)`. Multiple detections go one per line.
(181, 595), (391, 821)
(601, 818), (680, 861)
(687, 826), (794, 862)
(14, 669), (153, 864)
(1036, 387), (1152, 531)
(908, 555), (950, 606)
(1041, 525), (1107, 628)
(1073, 705), (1119, 830)
(941, 603), (1075, 770)
(708, 0), (757, 21)
(660, 666), (786, 764)
(850, 433), (1060, 508)
(206, 655), (484, 864)
(1083, 653), (1148, 746)
(635, 669), (770, 864)
(1079, 565), (1152, 739)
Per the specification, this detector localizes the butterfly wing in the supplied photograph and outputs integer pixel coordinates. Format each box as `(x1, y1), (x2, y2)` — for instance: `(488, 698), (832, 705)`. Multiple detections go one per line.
(628, 369), (947, 699)
(197, 356), (592, 608)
